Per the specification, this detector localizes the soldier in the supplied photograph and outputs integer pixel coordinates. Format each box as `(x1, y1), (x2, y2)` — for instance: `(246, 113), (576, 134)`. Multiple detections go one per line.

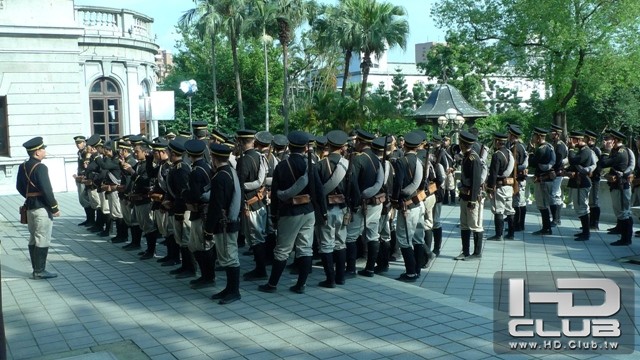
(258, 131), (326, 294)
(529, 127), (556, 235)
(442, 135), (457, 205)
(272, 134), (289, 161)
(73, 136), (93, 226)
(236, 129), (269, 281)
(584, 130), (603, 230)
(601, 130), (635, 246)
(392, 132), (424, 281)
(508, 125), (529, 232)
(183, 139), (215, 286)
(416, 134), (437, 270)
(205, 144), (242, 304)
(99, 140), (123, 238)
(166, 139), (195, 272)
(549, 124), (568, 226)
(16, 137), (60, 279)
(112, 139), (137, 244)
(317, 130), (349, 287)
(486, 132), (515, 241)
(148, 139), (175, 261)
(454, 131), (484, 261)
(121, 136), (159, 257)
(344, 129), (384, 278)
(431, 142), (447, 256)
(567, 131), (596, 241)
(192, 121), (211, 163)
(254, 131), (277, 264)
(371, 136), (395, 274)
(164, 131), (176, 142)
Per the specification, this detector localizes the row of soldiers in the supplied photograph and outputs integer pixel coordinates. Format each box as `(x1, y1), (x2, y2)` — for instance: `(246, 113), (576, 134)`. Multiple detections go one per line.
(71, 121), (635, 301)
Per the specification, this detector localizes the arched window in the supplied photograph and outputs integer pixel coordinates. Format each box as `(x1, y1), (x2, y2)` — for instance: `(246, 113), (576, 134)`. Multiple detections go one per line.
(139, 81), (151, 136)
(90, 78), (122, 139)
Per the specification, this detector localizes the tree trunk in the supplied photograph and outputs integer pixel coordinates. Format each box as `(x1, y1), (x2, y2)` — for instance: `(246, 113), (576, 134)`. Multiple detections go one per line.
(359, 52), (372, 107)
(211, 34), (219, 128)
(263, 29), (270, 132)
(282, 41), (290, 134)
(230, 32), (245, 129)
(341, 50), (352, 97)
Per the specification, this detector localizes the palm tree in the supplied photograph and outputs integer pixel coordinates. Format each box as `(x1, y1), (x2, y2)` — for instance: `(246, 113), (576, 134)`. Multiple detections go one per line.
(274, 0), (309, 134)
(179, 0), (222, 127)
(313, 1), (363, 97)
(351, 0), (409, 107)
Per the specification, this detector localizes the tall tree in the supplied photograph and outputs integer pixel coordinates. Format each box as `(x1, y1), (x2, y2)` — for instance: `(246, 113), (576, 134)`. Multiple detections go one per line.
(179, 0), (222, 127)
(350, 0), (409, 107)
(432, 0), (640, 130)
(389, 68), (413, 111)
(274, 0), (309, 134)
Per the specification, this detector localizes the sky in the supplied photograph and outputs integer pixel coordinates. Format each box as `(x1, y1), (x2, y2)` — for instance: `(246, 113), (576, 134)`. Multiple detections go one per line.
(76, 0), (445, 63)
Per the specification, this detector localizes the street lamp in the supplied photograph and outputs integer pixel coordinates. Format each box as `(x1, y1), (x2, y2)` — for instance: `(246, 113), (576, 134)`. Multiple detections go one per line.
(180, 79), (198, 132)
(437, 108), (466, 143)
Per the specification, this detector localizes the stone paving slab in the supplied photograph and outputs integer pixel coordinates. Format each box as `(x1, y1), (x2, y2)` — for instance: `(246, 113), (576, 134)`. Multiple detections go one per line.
(1, 192), (640, 359)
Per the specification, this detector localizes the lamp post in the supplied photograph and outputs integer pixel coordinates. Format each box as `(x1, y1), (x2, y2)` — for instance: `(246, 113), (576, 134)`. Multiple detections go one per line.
(437, 108), (466, 143)
(180, 79), (198, 132)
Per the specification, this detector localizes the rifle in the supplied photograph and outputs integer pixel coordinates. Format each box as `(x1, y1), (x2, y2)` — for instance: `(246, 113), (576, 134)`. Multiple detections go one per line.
(381, 136), (391, 216)
(342, 147), (355, 225)
(308, 143), (325, 224)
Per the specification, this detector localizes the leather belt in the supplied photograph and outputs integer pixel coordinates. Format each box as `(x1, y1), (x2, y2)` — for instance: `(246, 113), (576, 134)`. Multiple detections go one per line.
(26, 192), (42, 197)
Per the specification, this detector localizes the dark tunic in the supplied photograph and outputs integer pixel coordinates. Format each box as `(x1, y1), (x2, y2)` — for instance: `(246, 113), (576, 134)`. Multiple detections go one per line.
(589, 145), (603, 181)
(130, 158), (152, 205)
(205, 164), (240, 234)
(348, 148), (381, 209)
(392, 152), (420, 209)
(487, 146), (510, 189)
(16, 158), (58, 213)
(167, 160), (191, 217)
(510, 141), (528, 181)
(553, 140), (569, 173)
(237, 148), (265, 211)
(529, 142), (556, 177)
(600, 145), (632, 190)
(185, 158), (212, 220)
(459, 149), (482, 202)
(318, 152), (348, 209)
(567, 145), (593, 189)
(271, 152), (326, 218)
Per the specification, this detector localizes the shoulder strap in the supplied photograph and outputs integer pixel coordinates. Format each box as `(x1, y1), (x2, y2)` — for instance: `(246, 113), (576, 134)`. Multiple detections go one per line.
(24, 163), (42, 191)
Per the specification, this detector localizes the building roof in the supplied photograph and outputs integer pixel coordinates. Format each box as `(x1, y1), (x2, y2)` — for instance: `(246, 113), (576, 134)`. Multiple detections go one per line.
(413, 83), (489, 120)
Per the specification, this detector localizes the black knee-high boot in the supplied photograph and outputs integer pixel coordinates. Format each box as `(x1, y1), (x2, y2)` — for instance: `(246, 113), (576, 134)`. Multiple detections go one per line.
(243, 242), (268, 281)
(89, 210), (104, 233)
(319, 252), (336, 288)
(291, 256), (312, 294)
(345, 241), (357, 275)
(465, 231), (483, 260)
(397, 247), (417, 281)
(454, 229), (472, 260)
(590, 206), (600, 230)
(413, 244), (425, 277)
(575, 215), (590, 241)
(505, 215), (515, 239)
(432, 227), (443, 256)
(99, 216), (113, 237)
(374, 241), (390, 274)
(513, 207), (521, 232)
(532, 209), (552, 235)
(611, 218), (633, 246)
(519, 206), (527, 231)
(258, 259), (287, 292)
(449, 190), (456, 204)
(358, 241), (379, 277)
(218, 267), (241, 304)
(488, 214), (504, 240)
(423, 230), (435, 268)
(140, 230), (158, 260)
(333, 248), (347, 285)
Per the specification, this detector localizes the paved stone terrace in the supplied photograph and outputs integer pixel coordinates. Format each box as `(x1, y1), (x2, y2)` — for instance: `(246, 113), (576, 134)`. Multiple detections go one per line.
(1, 192), (639, 359)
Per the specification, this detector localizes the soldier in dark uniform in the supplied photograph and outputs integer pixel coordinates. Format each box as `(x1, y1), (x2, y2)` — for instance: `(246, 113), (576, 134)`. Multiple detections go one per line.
(454, 131), (484, 261)
(508, 125), (529, 232)
(601, 129), (635, 246)
(16, 137), (60, 279)
(73, 135), (93, 226)
(529, 127), (556, 235)
(183, 139), (215, 287)
(192, 121), (212, 162)
(567, 131), (596, 241)
(166, 139), (194, 271)
(236, 129), (269, 281)
(121, 136), (159, 256)
(584, 130), (603, 230)
(317, 130), (349, 287)
(258, 131), (327, 294)
(550, 124), (568, 226)
(486, 132), (515, 241)
(392, 132), (424, 281)
(148, 139), (174, 261)
(83, 135), (105, 233)
(98, 140), (123, 238)
(112, 139), (137, 244)
(431, 140), (447, 256)
(255, 131), (278, 264)
(371, 136), (395, 274)
(344, 129), (384, 278)
(205, 144), (242, 304)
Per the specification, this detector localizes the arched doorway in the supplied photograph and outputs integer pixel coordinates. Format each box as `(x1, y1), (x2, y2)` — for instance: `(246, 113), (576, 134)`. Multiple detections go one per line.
(139, 81), (151, 136)
(90, 78), (122, 139)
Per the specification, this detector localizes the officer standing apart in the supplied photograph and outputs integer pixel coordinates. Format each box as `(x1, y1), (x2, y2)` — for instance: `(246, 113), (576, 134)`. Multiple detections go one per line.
(584, 130), (603, 230)
(486, 132), (515, 241)
(16, 137), (60, 279)
(529, 127), (556, 235)
(601, 130), (635, 246)
(454, 131), (484, 261)
(567, 131), (596, 241)
(259, 131), (326, 294)
(73, 135), (92, 226)
(205, 144), (242, 304)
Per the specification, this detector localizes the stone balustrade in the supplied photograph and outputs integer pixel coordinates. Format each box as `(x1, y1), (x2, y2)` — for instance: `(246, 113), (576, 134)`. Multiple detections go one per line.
(75, 5), (154, 42)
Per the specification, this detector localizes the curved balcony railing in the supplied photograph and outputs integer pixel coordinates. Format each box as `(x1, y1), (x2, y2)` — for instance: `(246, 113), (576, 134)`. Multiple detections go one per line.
(75, 5), (154, 42)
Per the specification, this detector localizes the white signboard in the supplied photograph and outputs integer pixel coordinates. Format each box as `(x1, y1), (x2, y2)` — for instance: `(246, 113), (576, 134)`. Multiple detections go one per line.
(150, 91), (175, 120)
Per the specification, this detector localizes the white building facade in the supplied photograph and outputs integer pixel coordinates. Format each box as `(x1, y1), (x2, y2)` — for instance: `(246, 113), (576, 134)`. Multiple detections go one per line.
(0, 0), (159, 194)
